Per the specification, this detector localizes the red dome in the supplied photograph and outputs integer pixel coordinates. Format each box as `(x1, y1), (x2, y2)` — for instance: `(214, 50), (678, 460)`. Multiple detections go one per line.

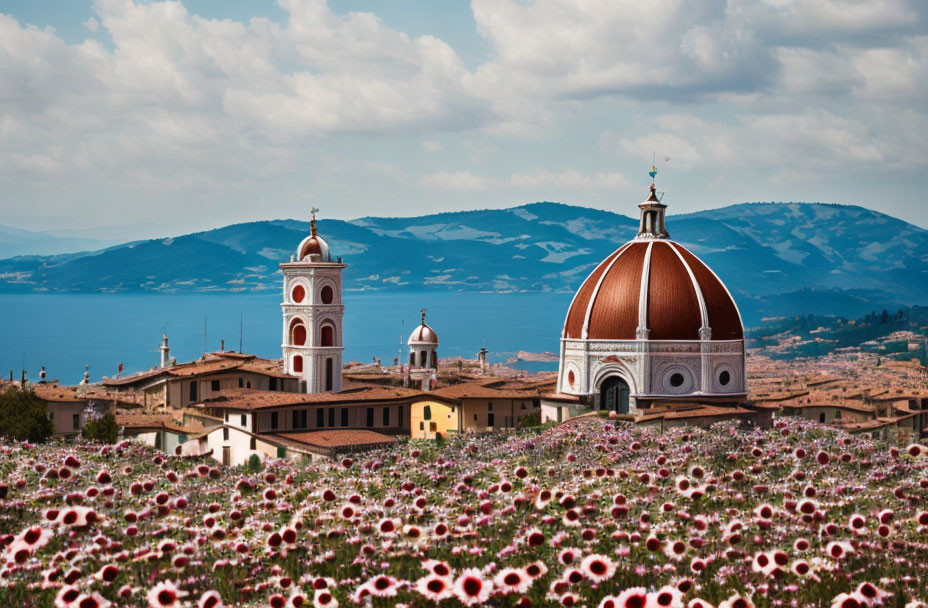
(563, 240), (743, 341)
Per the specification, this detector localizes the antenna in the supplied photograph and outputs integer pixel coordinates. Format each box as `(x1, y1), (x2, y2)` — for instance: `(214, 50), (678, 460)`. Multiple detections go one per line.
(203, 315), (208, 355)
(239, 312), (244, 353)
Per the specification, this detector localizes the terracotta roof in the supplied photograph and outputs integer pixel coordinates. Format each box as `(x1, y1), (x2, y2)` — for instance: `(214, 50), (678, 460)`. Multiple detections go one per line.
(563, 240), (743, 342)
(273, 430), (396, 450)
(102, 352), (295, 387)
(199, 386), (423, 411)
(428, 381), (541, 402)
(115, 414), (203, 434)
(635, 404), (753, 422)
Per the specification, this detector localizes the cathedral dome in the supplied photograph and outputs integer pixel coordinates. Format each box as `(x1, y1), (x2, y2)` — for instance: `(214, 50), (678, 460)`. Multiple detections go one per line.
(408, 310), (439, 345)
(408, 323), (439, 346)
(563, 185), (743, 342)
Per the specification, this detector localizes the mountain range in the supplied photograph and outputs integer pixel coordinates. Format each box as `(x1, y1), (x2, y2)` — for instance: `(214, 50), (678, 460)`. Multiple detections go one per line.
(1, 202), (926, 326)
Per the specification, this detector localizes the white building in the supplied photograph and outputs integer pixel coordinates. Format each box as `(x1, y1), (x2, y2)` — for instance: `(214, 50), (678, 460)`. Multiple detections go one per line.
(280, 211), (346, 393)
(407, 309), (439, 391)
(542, 181), (747, 422)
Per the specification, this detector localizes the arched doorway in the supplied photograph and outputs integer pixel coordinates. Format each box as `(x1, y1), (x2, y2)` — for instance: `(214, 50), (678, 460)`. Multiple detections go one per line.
(600, 376), (630, 414)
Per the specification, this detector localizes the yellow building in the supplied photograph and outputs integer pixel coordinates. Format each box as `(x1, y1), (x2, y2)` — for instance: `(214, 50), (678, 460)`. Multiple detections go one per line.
(409, 381), (543, 439)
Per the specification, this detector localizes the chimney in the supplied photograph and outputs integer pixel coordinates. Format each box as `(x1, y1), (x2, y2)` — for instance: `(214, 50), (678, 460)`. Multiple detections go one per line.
(160, 334), (171, 369)
(220, 339), (225, 352)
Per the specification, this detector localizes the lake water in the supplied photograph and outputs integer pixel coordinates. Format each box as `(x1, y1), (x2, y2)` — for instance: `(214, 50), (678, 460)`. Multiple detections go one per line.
(0, 292), (572, 384)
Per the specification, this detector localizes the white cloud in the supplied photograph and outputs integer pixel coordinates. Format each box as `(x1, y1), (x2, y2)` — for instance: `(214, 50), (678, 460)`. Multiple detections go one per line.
(420, 171), (498, 190)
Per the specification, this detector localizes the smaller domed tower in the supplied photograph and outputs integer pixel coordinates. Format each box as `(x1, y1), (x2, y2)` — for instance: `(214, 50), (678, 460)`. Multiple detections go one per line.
(408, 309), (439, 371)
(281, 209), (346, 393)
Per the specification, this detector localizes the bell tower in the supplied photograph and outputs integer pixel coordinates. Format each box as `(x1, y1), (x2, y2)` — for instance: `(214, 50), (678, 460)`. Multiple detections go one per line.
(280, 209), (346, 393)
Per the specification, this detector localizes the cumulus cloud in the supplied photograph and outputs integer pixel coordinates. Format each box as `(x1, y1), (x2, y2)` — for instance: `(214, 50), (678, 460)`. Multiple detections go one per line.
(0, 0), (925, 232)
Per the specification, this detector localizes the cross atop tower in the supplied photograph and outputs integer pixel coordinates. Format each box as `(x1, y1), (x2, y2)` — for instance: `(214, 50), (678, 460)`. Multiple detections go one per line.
(420, 308), (427, 324)
(310, 207), (319, 237)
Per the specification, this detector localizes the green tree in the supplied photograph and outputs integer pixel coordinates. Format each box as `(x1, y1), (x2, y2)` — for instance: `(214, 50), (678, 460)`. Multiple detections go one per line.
(0, 387), (54, 443)
(82, 412), (119, 444)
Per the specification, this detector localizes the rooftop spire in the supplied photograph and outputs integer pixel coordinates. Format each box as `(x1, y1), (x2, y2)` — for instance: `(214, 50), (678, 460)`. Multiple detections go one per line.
(420, 308), (427, 325)
(310, 207), (319, 237)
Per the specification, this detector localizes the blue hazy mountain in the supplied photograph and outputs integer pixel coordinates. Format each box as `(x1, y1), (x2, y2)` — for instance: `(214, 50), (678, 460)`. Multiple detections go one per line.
(0, 224), (119, 259)
(0, 202), (925, 324)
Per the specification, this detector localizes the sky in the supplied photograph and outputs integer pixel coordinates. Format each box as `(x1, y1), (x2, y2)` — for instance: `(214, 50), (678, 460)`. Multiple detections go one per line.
(1, 0), (926, 240)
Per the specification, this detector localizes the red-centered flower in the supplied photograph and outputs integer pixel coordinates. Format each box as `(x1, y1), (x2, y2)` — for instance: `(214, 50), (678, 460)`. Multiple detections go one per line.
(597, 597), (619, 608)
(718, 595), (755, 608)
(269, 594), (286, 608)
(454, 568), (493, 606)
(615, 587), (648, 608)
(75, 592), (111, 608)
(495, 568), (531, 594)
(416, 575), (453, 602)
(830, 593), (862, 608)
(313, 588), (336, 608)
(524, 561), (548, 579)
(365, 575), (398, 598)
(55, 586), (82, 608)
(581, 554), (616, 583)
(649, 587), (683, 608)
(147, 581), (185, 608)
(197, 591), (223, 608)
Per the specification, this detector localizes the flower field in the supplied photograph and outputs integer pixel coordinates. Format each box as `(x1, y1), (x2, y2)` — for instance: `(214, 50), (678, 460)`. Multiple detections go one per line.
(2, 417), (928, 608)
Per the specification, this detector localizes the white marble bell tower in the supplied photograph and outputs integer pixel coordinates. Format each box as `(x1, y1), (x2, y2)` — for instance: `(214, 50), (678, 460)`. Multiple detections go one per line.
(280, 209), (346, 393)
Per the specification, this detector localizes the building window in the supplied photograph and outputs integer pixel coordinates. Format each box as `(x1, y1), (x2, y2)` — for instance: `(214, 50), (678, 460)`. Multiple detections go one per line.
(189, 382), (197, 402)
(424, 405), (432, 420)
(488, 402), (493, 411)
(292, 410), (299, 429)
(473, 413), (478, 422)
(269, 377), (278, 391)
(398, 405), (403, 423)
(240, 414), (246, 426)
(225, 411), (228, 422)
(328, 408), (335, 428)
(488, 413), (495, 427)
(719, 370), (731, 386)
(211, 380), (220, 391)
(366, 408), (374, 427)
(271, 412), (278, 430)
(73, 413), (80, 430)
(246, 381), (251, 389)
(290, 319), (307, 346)
(317, 408), (324, 428)
(521, 403), (526, 410)
(301, 409), (308, 428)
(249, 437), (256, 450)
(292, 356), (303, 373)
(383, 408), (390, 426)
(291, 284), (306, 303)
(321, 325), (335, 347)
(223, 427), (229, 441)
(419, 422), (424, 431)
(238, 377), (243, 388)
(320, 285), (334, 304)
(325, 358), (334, 391)
(670, 373), (685, 388)
(340, 408), (348, 427)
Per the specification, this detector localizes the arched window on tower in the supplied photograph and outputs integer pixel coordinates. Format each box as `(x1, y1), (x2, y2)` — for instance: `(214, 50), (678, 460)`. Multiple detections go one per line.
(325, 358), (334, 391)
(320, 324), (335, 347)
(419, 350), (427, 368)
(430, 350), (437, 369)
(290, 319), (307, 346)
(320, 285), (334, 304)
(409, 352), (415, 367)
(292, 355), (303, 373)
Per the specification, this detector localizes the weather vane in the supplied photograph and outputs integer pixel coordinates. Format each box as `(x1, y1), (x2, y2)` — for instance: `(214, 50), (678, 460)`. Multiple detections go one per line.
(420, 308), (427, 324)
(649, 152), (658, 184)
(310, 206), (319, 236)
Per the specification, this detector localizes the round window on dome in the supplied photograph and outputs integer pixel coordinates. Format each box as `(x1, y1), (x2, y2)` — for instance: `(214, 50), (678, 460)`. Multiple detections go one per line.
(669, 373), (685, 388)
(719, 370), (731, 386)
(320, 285), (334, 304)
(291, 285), (305, 303)
(567, 370), (576, 387)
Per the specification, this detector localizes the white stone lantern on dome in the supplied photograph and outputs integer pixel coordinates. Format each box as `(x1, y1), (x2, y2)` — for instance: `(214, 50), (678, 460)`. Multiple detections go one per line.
(280, 209), (346, 393)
